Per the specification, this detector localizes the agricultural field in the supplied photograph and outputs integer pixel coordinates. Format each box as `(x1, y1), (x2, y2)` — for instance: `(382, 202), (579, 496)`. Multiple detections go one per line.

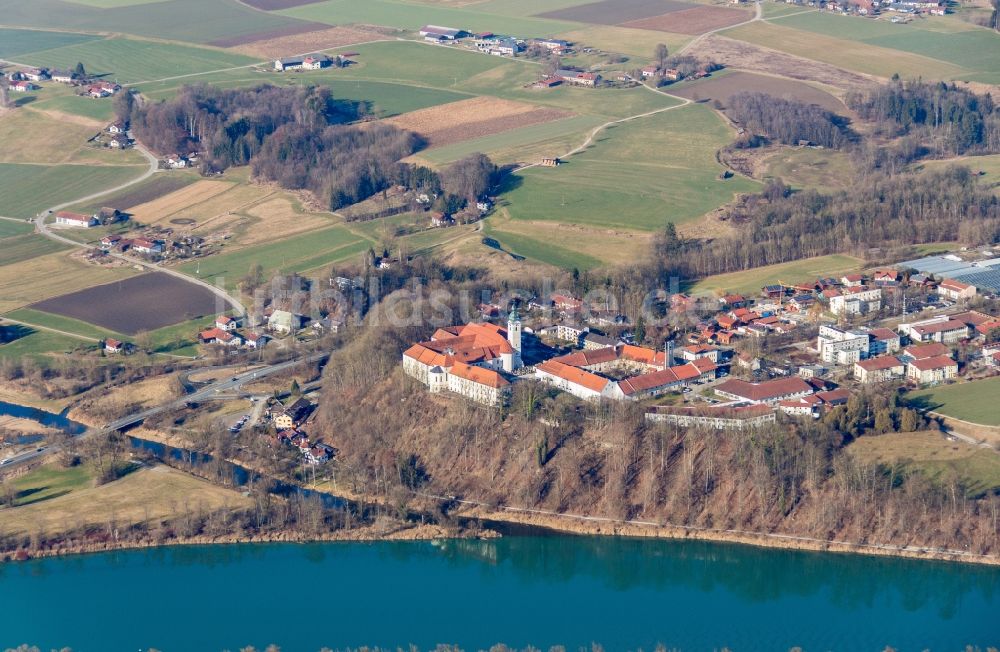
(19, 37), (257, 85)
(687, 253), (864, 295)
(849, 431), (1000, 498)
(502, 104), (760, 234)
(221, 25), (387, 58)
(0, 107), (145, 167)
(177, 224), (371, 290)
(669, 70), (847, 116)
(908, 377), (1000, 427)
(622, 5), (754, 34)
(0, 219), (34, 241)
(0, 163), (147, 219)
(483, 216), (648, 270)
(0, 327), (84, 361)
(722, 19), (968, 81)
(30, 272), (225, 335)
(278, 0), (580, 36)
(69, 174), (199, 215)
(0, 0), (320, 46)
(0, 27), (100, 59)
(387, 96), (573, 149)
(0, 464), (253, 537)
(0, 233), (70, 267)
(4, 307), (126, 342)
(766, 11), (1000, 83)
(0, 249), (137, 313)
(551, 25), (691, 59)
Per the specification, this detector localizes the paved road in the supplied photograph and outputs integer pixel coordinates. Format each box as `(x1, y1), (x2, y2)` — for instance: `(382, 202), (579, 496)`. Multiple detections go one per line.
(0, 352), (326, 471)
(30, 142), (247, 316)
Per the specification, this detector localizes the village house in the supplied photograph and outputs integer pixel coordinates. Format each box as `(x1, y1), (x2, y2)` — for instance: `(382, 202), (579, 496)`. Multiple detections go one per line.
(108, 121), (128, 134)
(937, 278), (977, 301)
(854, 356), (906, 383)
(268, 310), (301, 335)
(535, 38), (570, 52)
(645, 404), (776, 430)
(556, 69), (600, 86)
(244, 332), (266, 349)
(476, 35), (520, 56)
(23, 68), (49, 82)
(215, 315), (237, 332)
(131, 238), (163, 255)
(103, 338), (130, 354)
(274, 397), (314, 430)
(714, 377), (814, 406)
(53, 211), (98, 228)
(198, 327), (243, 347)
(906, 355), (958, 384)
(165, 154), (189, 169)
(100, 234), (121, 249)
(50, 70), (76, 84)
(9, 80), (37, 92)
(273, 53), (332, 71)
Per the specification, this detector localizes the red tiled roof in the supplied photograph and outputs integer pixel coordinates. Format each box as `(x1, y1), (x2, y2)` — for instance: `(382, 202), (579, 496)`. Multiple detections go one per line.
(715, 377), (812, 402)
(536, 360), (609, 393)
(816, 388), (850, 404)
(553, 347), (619, 367)
(939, 278), (972, 291)
(912, 319), (967, 336)
(909, 355), (957, 372)
(869, 328), (898, 341)
(856, 356), (904, 371)
(903, 342), (950, 359)
(449, 361), (509, 389)
(618, 368), (683, 396)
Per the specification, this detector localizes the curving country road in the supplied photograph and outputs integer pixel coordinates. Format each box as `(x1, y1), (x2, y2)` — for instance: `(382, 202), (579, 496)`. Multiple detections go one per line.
(31, 142), (246, 316)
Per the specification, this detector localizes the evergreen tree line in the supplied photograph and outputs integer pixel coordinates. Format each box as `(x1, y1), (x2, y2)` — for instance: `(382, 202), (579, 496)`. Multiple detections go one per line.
(728, 91), (851, 149)
(846, 79), (1000, 155)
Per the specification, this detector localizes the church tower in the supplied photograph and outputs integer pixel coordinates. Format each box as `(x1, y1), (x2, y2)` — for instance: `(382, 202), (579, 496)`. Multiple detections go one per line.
(507, 307), (523, 370)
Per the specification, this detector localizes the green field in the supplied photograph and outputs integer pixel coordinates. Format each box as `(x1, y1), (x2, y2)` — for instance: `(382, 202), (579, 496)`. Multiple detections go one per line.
(0, 163), (146, 219)
(417, 114), (605, 166)
(0, 27), (101, 59)
(0, 0), (317, 45)
(178, 225), (371, 290)
(0, 234), (70, 267)
(21, 36), (257, 84)
(0, 328), (85, 361)
(762, 147), (855, 192)
(7, 464), (93, 507)
(279, 0), (580, 37)
(483, 222), (603, 270)
(909, 377), (1000, 427)
(688, 253), (864, 295)
(0, 219), (33, 240)
(502, 104), (759, 232)
(29, 91), (118, 122)
(768, 11), (1000, 83)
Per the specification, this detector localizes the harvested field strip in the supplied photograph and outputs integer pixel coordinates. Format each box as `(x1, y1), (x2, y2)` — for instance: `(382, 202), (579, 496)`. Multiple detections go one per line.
(4, 308), (125, 342)
(240, 0), (327, 8)
(415, 114), (605, 166)
(224, 25), (388, 58)
(30, 272), (225, 335)
(0, 234), (70, 268)
(536, 0), (696, 24)
(0, 163), (146, 219)
(69, 174), (197, 215)
(669, 71), (847, 115)
(623, 5), (754, 35)
(552, 25), (691, 59)
(722, 21), (966, 80)
(126, 180), (238, 222)
(387, 97), (573, 148)
(208, 20), (332, 48)
(0, 251), (138, 313)
(687, 253), (863, 295)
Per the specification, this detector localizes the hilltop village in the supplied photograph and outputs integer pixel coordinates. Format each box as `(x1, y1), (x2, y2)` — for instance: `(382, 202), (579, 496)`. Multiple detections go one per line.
(401, 251), (1000, 432)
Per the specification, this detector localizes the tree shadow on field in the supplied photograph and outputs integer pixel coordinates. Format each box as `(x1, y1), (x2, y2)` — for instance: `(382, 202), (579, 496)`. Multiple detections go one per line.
(0, 324), (36, 344)
(13, 96), (37, 108)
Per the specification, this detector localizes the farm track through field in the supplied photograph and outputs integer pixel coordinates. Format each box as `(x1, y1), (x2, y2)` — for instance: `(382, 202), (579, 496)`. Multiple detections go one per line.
(27, 143), (247, 317)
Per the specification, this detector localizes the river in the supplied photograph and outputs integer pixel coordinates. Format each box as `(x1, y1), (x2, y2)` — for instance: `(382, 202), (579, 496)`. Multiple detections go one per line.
(0, 537), (997, 651)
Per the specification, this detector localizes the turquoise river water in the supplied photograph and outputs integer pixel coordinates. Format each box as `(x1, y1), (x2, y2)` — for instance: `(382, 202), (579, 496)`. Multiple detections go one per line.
(0, 536), (997, 651)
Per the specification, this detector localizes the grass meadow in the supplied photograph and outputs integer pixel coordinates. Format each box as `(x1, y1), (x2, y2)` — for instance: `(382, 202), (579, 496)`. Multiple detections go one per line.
(688, 254), (864, 295)
(909, 377), (1000, 427)
(0, 163), (146, 219)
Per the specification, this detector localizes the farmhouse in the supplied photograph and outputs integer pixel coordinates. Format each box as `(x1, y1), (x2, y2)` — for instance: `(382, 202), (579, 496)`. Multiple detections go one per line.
(854, 356), (905, 383)
(535, 38), (570, 52)
(54, 211), (98, 228)
(131, 238), (163, 255)
(215, 315), (237, 331)
(557, 70), (600, 87)
(198, 328), (242, 346)
(51, 70), (76, 84)
(420, 25), (465, 41)
(906, 355), (958, 384)
(100, 234), (121, 249)
(165, 154), (189, 169)
(273, 53), (332, 71)
(244, 332), (266, 349)
(714, 377), (814, 405)
(23, 68), (49, 82)
(9, 80), (37, 92)
(476, 35), (520, 56)
(103, 338), (129, 354)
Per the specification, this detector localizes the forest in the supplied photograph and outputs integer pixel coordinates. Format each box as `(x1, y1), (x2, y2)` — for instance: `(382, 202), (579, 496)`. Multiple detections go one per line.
(846, 79), (1000, 155)
(728, 91), (850, 149)
(129, 84), (420, 210)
